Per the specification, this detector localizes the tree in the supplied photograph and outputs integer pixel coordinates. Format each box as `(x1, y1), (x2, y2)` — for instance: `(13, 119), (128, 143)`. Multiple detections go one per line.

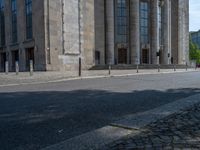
(189, 39), (200, 64)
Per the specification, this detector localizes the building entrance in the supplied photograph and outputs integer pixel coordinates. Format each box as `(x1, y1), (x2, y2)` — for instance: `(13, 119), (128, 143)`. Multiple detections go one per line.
(95, 51), (100, 65)
(11, 50), (19, 71)
(25, 48), (34, 70)
(118, 48), (127, 64)
(0, 52), (6, 72)
(142, 49), (149, 64)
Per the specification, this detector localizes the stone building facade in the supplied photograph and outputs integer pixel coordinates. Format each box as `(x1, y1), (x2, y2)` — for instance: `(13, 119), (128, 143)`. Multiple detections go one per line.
(0, 0), (189, 72)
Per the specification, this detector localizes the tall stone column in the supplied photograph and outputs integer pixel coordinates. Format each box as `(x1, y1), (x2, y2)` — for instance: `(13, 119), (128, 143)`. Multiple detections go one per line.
(105, 0), (115, 65)
(178, 0), (189, 64)
(162, 0), (171, 64)
(168, 0), (171, 64)
(151, 0), (159, 64)
(4, 0), (11, 70)
(18, 0), (26, 71)
(95, 0), (105, 65)
(130, 0), (140, 64)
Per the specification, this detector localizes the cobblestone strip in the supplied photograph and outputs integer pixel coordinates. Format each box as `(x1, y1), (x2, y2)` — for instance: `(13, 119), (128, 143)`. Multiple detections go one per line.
(103, 103), (200, 150)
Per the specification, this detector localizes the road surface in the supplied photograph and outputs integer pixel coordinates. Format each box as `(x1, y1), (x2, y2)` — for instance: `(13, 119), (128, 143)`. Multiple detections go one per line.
(0, 72), (200, 150)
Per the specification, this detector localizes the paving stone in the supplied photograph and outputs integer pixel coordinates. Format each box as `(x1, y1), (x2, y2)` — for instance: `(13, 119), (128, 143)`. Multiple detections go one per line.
(104, 103), (200, 150)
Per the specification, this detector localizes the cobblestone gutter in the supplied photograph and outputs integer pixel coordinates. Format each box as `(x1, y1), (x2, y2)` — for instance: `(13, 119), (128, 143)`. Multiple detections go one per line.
(103, 103), (200, 149)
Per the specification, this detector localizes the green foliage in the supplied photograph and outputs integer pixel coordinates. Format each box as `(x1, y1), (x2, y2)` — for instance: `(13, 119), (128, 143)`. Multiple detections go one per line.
(189, 40), (200, 64)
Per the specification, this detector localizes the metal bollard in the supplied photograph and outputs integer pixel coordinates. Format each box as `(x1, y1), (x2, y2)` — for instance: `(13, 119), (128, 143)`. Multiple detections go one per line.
(5, 61), (8, 75)
(15, 61), (19, 75)
(108, 65), (111, 75)
(158, 64), (160, 72)
(186, 62), (188, 71)
(30, 60), (33, 76)
(79, 57), (81, 77)
(136, 64), (139, 73)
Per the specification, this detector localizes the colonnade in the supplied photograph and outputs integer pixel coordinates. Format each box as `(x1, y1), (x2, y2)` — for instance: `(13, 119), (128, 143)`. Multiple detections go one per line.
(105, 0), (172, 65)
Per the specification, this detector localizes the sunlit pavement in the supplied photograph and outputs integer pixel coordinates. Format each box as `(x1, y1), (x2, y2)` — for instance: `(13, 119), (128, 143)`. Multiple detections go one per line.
(0, 69), (197, 86)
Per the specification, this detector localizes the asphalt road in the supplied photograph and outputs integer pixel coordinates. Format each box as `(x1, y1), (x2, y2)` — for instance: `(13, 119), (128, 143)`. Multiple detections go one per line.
(0, 72), (200, 150)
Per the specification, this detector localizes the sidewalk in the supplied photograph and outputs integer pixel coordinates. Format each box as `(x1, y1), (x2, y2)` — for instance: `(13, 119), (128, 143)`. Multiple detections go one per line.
(0, 68), (198, 86)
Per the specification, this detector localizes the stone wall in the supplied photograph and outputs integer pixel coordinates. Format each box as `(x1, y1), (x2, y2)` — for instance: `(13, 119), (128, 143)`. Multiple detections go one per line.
(45, 0), (62, 71)
(81, 0), (95, 69)
(63, 0), (80, 55)
(46, 0), (95, 71)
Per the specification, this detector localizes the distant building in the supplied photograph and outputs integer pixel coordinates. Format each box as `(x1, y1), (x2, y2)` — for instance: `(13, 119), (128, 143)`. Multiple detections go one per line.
(191, 30), (200, 48)
(0, 0), (189, 72)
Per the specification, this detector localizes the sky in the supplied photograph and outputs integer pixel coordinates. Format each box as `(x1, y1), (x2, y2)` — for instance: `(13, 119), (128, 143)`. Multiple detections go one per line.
(190, 0), (200, 31)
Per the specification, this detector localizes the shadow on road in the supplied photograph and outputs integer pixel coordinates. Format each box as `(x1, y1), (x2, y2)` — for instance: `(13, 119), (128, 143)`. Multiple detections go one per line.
(0, 88), (200, 150)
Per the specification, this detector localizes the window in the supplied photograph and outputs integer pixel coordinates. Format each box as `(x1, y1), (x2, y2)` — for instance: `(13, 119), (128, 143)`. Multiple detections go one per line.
(115, 0), (128, 44)
(11, 0), (17, 43)
(158, 5), (163, 46)
(25, 0), (32, 39)
(0, 0), (5, 46)
(140, 2), (149, 44)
